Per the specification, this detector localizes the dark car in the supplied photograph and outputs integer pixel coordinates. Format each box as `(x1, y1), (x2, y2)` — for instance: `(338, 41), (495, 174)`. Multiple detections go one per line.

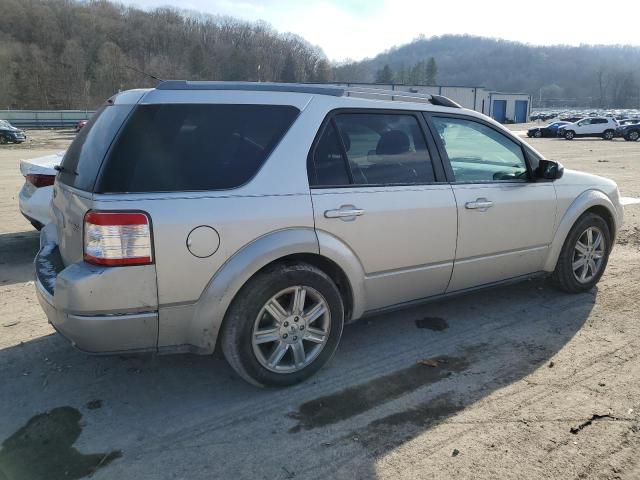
(0, 120), (26, 144)
(75, 119), (88, 132)
(527, 121), (570, 138)
(618, 122), (640, 141)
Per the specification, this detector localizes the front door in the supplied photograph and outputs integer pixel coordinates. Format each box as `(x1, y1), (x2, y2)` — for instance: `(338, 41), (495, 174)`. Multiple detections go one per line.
(428, 114), (557, 292)
(308, 111), (457, 311)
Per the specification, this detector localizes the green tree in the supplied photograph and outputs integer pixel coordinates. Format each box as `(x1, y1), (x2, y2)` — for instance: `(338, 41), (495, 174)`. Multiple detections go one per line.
(375, 64), (394, 84)
(425, 57), (438, 85)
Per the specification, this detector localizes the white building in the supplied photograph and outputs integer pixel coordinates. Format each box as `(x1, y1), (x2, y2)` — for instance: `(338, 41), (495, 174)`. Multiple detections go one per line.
(333, 83), (532, 124)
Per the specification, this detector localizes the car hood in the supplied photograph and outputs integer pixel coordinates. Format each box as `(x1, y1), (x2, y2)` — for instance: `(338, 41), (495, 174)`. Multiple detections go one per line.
(556, 168), (618, 192)
(20, 151), (65, 176)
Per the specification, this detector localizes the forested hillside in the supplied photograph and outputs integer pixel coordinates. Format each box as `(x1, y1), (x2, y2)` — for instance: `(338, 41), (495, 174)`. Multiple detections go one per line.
(0, 0), (330, 109)
(334, 35), (640, 108)
(1, 2), (638, 110)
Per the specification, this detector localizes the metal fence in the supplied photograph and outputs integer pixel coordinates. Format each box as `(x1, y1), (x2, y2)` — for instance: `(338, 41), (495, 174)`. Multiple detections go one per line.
(0, 110), (96, 128)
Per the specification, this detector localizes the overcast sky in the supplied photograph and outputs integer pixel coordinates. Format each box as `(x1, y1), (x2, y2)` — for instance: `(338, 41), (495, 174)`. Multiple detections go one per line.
(124, 0), (640, 61)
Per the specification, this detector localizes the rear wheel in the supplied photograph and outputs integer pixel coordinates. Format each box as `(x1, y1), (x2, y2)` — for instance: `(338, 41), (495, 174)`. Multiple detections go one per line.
(0, 136), (7, 145)
(552, 213), (611, 293)
(564, 130), (575, 140)
(221, 262), (344, 387)
(602, 129), (615, 140)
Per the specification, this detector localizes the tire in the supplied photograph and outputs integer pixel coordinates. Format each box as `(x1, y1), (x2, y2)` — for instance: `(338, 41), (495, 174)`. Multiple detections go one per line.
(220, 262), (344, 387)
(626, 130), (640, 142)
(552, 213), (611, 293)
(534, 130), (542, 138)
(0, 136), (7, 145)
(564, 130), (575, 140)
(602, 130), (615, 140)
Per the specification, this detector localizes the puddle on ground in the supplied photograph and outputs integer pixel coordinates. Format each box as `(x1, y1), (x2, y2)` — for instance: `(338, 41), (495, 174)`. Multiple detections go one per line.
(0, 406), (121, 480)
(415, 317), (448, 331)
(354, 392), (464, 452)
(288, 356), (469, 432)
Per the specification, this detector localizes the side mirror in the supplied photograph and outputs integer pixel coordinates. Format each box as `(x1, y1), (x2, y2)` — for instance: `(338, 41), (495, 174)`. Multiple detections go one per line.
(536, 159), (564, 180)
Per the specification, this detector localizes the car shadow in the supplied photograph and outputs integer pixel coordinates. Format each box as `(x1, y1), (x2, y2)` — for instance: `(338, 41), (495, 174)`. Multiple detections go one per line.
(0, 277), (595, 479)
(0, 230), (39, 286)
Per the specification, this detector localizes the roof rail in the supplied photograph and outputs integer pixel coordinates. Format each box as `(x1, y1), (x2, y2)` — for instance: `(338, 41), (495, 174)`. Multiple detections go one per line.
(156, 80), (345, 96)
(342, 85), (462, 108)
(155, 80), (462, 108)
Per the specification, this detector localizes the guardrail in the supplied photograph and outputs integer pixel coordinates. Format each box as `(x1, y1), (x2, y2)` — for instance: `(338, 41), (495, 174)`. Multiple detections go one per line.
(0, 110), (96, 128)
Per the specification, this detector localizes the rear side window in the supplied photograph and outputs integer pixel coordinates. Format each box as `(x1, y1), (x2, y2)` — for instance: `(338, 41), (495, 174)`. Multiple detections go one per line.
(59, 105), (134, 191)
(309, 112), (435, 187)
(312, 124), (351, 186)
(96, 104), (299, 193)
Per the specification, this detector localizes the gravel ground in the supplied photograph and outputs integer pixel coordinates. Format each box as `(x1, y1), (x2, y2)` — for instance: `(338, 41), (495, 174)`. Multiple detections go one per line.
(0, 127), (639, 480)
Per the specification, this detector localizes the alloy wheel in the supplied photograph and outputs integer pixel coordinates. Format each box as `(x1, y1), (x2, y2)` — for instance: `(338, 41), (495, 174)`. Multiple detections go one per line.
(629, 131), (639, 141)
(572, 226), (606, 283)
(251, 285), (331, 373)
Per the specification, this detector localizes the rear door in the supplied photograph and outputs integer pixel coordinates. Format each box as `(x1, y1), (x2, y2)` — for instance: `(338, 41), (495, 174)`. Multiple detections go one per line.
(426, 113), (557, 292)
(308, 110), (457, 311)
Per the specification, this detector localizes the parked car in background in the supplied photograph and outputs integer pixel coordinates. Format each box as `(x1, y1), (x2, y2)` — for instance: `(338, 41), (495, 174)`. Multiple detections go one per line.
(35, 82), (623, 387)
(75, 119), (88, 131)
(19, 151), (64, 229)
(0, 120), (26, 144)
(617, 122), (640, 141)
(557, 117), (619, 140)
(527, 121), (570, 138)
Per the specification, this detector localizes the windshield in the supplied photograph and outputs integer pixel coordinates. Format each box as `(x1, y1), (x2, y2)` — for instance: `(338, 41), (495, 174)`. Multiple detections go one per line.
(0, 120), (12, 128)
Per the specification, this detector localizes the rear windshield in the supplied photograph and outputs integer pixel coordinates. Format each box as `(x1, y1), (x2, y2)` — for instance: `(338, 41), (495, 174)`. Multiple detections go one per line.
(95, 103), (299, 193)
(58, 105), (134, 191)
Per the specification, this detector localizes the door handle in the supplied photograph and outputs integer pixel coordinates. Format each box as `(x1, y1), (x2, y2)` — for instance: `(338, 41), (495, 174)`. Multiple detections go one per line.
(324, 206), (365, 219)
(465, 198), (494, 211)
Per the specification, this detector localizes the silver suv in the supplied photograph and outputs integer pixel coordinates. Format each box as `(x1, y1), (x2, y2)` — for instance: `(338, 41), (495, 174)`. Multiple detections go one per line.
(35, 82), (624, 387)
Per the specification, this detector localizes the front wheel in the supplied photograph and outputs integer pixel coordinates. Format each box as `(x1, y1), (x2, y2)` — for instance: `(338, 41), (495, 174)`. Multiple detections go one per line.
(552, 213), (611, 293)
(534, 130), (542, 138)
(564, 130), (575, 140)
(221, 262), (344, 387)
(602, 130), (615, 140)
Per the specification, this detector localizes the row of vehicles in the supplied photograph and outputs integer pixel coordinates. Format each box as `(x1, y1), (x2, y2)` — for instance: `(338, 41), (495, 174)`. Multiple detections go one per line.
(531, 109), (640, 122)
(20, 81), (624, 387)
(527, 117), (640, 141)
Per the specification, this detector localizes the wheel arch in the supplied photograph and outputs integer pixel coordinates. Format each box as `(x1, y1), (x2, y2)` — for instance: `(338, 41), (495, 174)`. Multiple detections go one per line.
(543, 190), (619, 271)
(188, 228), (365, 354)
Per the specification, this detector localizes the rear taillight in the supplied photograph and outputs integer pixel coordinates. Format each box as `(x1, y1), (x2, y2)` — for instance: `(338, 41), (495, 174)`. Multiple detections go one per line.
(84, 211), (153, 266)
(26, 174), (55, 188)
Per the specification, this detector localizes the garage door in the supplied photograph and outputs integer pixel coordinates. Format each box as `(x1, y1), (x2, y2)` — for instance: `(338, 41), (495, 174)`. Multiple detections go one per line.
(492, 100), (507, 123)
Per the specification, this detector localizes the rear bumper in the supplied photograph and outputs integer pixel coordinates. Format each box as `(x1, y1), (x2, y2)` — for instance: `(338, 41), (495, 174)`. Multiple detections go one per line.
(35, 224), (159, 354)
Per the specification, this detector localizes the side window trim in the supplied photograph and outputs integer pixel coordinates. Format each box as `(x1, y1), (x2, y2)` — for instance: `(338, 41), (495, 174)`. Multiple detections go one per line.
(422, 112), (535, 184)
(307, 108), (448, 189)
(331, 117), (355, 184)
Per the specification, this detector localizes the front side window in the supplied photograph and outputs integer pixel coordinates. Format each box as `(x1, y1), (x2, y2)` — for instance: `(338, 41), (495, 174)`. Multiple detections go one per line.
(431, 116), (528, 182)
(96, 104), (299, 193)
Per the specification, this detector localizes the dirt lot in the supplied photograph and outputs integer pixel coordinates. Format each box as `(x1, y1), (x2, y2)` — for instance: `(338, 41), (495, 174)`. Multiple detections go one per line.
(1, 127), (640, 480)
